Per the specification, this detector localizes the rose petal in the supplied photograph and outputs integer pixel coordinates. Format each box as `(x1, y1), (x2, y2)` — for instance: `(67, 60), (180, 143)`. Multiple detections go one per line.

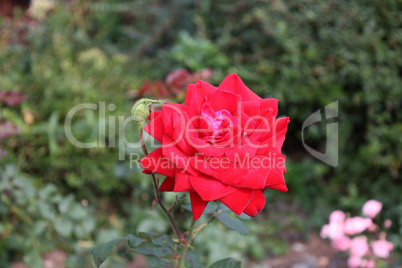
(190, 174), (237, 201)
(148, 111), (162, 121)
(256, 117), (290, 155)
(260, 98), (278, 118)
(218, 189), (254, 215)
(143, 113), (165, 143)
(162, 103), (189, 138)
(189, 191), (208, 220)
(162, 136), (198, 176)
(218, 73), (261, 101)
(190, 155), (248, 185)
(243, 190), (266, 217)
(267, 183), (288, 192)
(159, 177), (175, 191)
(140, 148), (175, 177)
(186, 81), (218, 117)
(173, 169), (192, 192)
(209, 89), (242, 115)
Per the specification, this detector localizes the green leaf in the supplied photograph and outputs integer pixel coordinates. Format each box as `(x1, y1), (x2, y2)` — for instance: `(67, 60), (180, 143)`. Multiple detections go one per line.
(91, 234), (143, 267)
(217, 203), (230, 212)
(186, 252), (205, 268)
(208, 258), (241, 268)
(216, 212), (249, 236)
(183, 202), (216, 215)
(58, 195), (75, 213)
(138, 231), (164, 239)
(151, 234), (174, 248)
(124, 234), (142, 248)
(203, 203), (217, 214)
(91, 238), (122, 268)
(37, 201), (56, 220)
(131, 241), (172, 258)
(23, 251), (43, 268)
(146, 257), (172, 267)
(236, 213), (251, 221)
(54, 218), (73, 237)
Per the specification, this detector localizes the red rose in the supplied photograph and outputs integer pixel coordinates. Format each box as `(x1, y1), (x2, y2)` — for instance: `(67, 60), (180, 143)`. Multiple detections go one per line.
(140, 74), (289, 220)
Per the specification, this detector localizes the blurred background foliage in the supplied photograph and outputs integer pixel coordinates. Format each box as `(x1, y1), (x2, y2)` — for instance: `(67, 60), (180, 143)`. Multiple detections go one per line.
(0, 0), (401, 267)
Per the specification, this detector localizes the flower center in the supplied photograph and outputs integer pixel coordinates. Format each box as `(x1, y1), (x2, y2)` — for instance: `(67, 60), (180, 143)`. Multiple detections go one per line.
(200, 102), (238, 144)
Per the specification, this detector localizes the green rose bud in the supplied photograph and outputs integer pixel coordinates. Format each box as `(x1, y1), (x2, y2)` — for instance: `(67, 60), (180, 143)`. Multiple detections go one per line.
(131, 98), (165, 122)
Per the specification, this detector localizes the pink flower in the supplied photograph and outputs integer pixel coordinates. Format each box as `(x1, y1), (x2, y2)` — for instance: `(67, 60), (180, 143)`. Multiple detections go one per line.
(366, 260), (376, 268)
(321, 220), (345, 240)
(362, 200), (382, 218)
(371, 239), (393, 258)
(321, 210), (345, 240)
(348, 255), (361, 268)
(331, 236), (351, 251)
(350, 236), (369, 257)
(320, 224), (329, 239)
(330, 210), (345, 223)
(367, 223), (378, 232)
(358, 259), (376, 268)
(384, 219), (392, 228)
(344, 217), (372, 235)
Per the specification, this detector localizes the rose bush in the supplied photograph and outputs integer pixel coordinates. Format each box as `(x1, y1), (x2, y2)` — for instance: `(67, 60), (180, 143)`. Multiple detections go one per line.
(140, 74), (289, 220)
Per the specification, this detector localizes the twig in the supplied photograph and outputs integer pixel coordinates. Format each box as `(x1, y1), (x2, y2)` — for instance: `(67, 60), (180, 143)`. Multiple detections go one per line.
(178, 219), (196, 268)
(139, 126), (185, 243)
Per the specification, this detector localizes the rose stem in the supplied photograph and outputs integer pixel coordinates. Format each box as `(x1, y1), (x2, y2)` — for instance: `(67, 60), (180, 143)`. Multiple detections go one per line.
(139, 127), (185, 243)
(178, 219), (196, 268)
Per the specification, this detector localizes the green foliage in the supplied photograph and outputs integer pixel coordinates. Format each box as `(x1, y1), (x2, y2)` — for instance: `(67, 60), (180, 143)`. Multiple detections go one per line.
(215, 212), (249, 236)
(171, 32), (229, 71)
(208, 258), (241, 268)
(91, 234), (142, 268)
(1, 0), (401, 266)
(91, 231), (242, 268)
(183, 202), (250, 236)
(0, 165), (95, 267)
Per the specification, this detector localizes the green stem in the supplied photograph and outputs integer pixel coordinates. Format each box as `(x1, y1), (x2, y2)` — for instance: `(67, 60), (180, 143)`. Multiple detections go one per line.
(139, 126), (184, 243)
(178, 219), (196, 268)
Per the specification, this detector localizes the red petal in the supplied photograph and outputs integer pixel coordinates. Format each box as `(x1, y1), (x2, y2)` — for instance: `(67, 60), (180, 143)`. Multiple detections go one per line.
(171, 112), (197, 155)
(187, 81), (218, 116)
(140, 148), (175, 177)
(173, 169), (192, 192)
(234, 167), (270, 189)
(190, 174), (237, 201)
(148, 111), (162, 121)
(189, 191), (208, 220)
(184, 83), (196, 106)
(209, 89), (242, 115)
(275, 135), (286, 153)
(244, 190), (266, 217)
(266, 169), (288, 192)
(159, 177), (175, 191)
(267, 183), (288, 192)
(265, 169), (285, 187)
(190, 155), (247, 185)
(143, 113), (164, 143)
(219, 189), (254, 215)
(273, 117), (290, 141)
(260, 98), (278, 118)
(162, 136), (198, 176)
(256, 117), (290, 155)
(162, 103), (189, 138)
(243, 101), (261, 117)
(218, 74), (261, 101)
